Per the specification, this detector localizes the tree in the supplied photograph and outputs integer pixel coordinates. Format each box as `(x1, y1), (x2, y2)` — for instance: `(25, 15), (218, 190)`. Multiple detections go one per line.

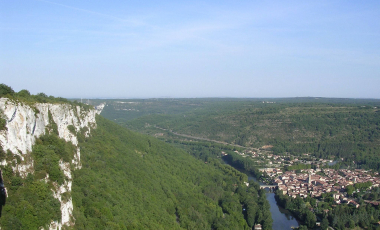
(36, 93), (48, 98)
(294, 196), (304, 210)
(17, 89), (30, 97)
(309, 198), (316, 207)
(348, 219), (355, 229)
(0, 84), (14, 97)
(346, 185), (355, 196)
(321, 217), (329, 230)
(304, 210), (316, 229)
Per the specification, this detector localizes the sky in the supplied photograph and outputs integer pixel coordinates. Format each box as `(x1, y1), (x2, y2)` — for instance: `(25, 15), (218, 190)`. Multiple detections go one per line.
(1, 0), (379, 98)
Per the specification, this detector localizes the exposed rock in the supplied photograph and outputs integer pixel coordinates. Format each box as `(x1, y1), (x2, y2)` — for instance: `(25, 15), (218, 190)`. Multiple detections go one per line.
(0, 98), (98, 229)
(95, 103), (106, 115)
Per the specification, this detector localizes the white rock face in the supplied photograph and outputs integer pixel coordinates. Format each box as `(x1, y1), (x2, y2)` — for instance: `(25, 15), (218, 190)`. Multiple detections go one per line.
(0, 98), (99, 229)
(95, 103), (106, 115)
(0, 98), (97, 157)
(50, 161), (74, 230)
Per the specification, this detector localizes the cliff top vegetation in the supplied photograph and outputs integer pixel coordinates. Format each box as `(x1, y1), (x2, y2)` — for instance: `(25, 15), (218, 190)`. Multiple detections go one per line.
(0, 83), (92, 110)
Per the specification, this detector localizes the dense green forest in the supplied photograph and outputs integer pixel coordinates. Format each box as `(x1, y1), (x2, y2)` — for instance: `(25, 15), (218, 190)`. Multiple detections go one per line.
(166, 139), (266, 181)
(96, 97), (380, 229)
(72, 115), (272, 229)
(97, 98), (380, 172)
(0, 84), (272, 229)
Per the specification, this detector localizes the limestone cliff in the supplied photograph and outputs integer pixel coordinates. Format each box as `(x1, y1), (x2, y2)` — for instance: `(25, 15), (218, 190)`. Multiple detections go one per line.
(0, 98), (103, 229)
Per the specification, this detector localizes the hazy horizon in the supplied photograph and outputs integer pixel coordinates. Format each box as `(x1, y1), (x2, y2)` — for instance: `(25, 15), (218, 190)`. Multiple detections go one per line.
(68, 96), (380, 100)
(1, 1), (379, 98)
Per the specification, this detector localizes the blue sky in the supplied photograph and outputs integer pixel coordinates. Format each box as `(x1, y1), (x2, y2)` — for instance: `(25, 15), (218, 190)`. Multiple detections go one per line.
(1, 0), (379, 98)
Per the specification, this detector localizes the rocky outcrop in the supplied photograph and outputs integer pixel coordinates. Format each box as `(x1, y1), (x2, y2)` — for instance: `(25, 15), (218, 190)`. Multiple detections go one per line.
(0, 98), (102, 229)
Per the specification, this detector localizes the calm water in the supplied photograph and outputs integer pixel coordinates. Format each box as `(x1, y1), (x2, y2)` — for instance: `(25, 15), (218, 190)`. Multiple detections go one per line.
(221, 159), (299, 230)
(247, 175), (299, 230)
(266, 193), (299, 229)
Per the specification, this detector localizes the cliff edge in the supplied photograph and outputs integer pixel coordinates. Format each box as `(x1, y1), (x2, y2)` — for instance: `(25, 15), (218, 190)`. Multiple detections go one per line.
(0, 98), (102, 229)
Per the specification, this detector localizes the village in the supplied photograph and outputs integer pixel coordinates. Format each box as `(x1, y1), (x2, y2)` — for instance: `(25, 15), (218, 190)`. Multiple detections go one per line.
(274, 168), (380, 207)
(232, 147), (380, 208)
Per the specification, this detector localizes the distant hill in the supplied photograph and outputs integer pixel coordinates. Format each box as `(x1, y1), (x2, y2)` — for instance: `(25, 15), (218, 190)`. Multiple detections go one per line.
(98, 98), (380, 172)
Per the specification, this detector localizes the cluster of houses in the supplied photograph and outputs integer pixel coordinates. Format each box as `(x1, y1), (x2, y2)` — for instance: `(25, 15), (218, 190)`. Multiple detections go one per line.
(258, 168), (283, 178)
(239, 149), (334, 169)
(226, 149), (380, 208)
(236, 149), (285, 166)
(274, 168), (380, 207)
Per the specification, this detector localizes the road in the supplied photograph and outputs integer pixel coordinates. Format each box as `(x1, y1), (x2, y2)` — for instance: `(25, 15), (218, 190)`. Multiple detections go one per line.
(154, 125), (259, 151)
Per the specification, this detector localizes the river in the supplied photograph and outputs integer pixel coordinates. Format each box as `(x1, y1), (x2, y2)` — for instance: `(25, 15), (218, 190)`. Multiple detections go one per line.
(222, 159), (299, 229)
(246, 175), (299, 230)
(162, 128), (299, 228)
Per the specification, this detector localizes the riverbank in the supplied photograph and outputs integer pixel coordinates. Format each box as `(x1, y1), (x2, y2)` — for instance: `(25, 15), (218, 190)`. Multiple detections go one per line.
(222, 159), (299, 229)
(268, 193), (299, 230)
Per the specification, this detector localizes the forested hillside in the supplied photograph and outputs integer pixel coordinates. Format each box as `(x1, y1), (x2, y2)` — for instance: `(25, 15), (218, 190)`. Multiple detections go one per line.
(71, 115), (271, 229)
(98, 98), (380, 172)
(0, 84), (270, 229)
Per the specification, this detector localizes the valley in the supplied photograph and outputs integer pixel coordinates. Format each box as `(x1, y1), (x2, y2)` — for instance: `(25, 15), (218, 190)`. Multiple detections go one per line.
(2, 83), (380, 229)
(0, 85), (271, 229)
(96, 97), (380, 229)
